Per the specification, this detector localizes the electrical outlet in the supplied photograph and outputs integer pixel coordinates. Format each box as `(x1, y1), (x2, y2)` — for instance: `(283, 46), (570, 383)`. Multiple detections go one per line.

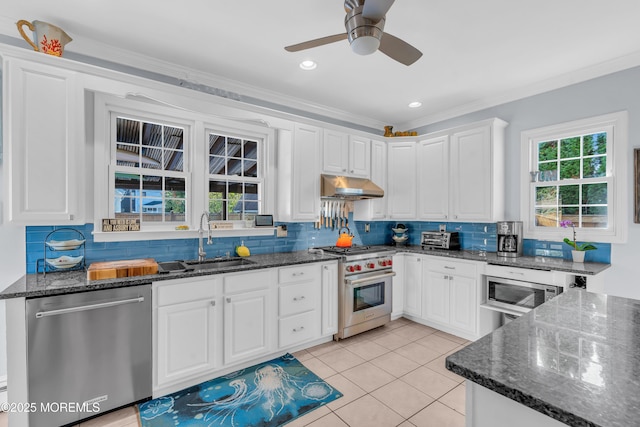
(439, 224), (446, 232)
(277, 225), (288, 237)
(365, 223), (370, 233)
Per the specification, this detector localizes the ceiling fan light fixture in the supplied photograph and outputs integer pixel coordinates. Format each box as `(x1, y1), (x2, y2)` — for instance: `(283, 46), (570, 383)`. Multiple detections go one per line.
(350, 35), (380, 55)
(299, 60), (317, 70)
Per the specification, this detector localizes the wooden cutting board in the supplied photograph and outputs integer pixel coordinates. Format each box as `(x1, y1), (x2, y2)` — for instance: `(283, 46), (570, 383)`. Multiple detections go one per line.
(87, 258), (158, 280)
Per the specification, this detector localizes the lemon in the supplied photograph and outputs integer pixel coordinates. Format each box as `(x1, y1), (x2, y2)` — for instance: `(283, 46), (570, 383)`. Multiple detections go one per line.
(236, 241), (250, 257)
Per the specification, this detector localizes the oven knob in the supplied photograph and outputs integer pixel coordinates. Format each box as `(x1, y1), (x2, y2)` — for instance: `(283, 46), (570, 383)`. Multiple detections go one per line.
(387, 259), (393, 266)
(355, 264), (362, 271)
(346, 266), (355, 273)
(379, 260), (387, 266)
(367, 262), (375, 269)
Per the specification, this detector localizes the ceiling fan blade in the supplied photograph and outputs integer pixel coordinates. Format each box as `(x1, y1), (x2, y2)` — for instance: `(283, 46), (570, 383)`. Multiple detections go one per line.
(285, 33), (348, 52)
(362, 0), (396, 21)
(379, 32), (423, 65)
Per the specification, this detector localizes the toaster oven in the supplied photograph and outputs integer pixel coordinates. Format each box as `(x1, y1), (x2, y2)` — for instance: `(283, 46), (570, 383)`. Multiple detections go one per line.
(421, 231), (460, 250)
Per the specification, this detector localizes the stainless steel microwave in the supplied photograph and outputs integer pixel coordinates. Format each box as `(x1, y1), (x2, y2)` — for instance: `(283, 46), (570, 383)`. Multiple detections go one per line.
(485, 276), (562, 314)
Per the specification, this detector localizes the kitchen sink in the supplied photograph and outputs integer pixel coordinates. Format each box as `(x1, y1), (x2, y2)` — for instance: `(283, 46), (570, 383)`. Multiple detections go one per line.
(183, 258), (256, 270)
(158, 258), (255, 274)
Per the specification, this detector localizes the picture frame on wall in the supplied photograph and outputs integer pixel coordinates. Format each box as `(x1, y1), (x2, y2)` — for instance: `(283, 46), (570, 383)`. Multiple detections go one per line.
(635, 149), (640, 223)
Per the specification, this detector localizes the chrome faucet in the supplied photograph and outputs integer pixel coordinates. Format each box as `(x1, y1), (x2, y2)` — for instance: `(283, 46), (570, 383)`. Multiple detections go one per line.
(198, 211), (212, 262)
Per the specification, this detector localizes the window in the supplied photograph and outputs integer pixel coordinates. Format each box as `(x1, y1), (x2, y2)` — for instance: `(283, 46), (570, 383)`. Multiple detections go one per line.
(520, 112), (627, 243)
(207, 132), (262, 221)
(113, 115), (189, 225)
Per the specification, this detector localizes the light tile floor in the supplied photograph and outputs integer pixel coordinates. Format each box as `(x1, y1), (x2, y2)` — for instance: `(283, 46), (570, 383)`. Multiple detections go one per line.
(0, 318), (468, 427)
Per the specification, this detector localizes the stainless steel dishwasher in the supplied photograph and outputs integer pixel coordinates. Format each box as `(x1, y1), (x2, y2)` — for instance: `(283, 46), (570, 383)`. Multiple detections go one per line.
(26, 285), (152, 427)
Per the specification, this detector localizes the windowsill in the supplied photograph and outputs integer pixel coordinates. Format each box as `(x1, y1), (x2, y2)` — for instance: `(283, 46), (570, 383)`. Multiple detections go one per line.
(92, 227), (275, 242)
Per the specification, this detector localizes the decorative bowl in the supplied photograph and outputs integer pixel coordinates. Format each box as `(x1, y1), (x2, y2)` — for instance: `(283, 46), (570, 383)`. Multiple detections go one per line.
(392, 235), (408, 242)
(46, 255), (83, 269)
(46, 239), (85, 250)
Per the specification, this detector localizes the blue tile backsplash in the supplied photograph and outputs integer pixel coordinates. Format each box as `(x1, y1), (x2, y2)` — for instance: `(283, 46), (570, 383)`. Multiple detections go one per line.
(25, 217), (611, 274)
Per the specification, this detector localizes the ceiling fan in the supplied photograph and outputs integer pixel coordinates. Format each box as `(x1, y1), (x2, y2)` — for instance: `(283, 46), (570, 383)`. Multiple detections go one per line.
(284, 0), (422, 66)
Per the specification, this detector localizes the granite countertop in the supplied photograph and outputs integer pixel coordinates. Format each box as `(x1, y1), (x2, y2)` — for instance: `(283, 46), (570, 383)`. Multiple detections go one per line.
(397, 245), (610, 275)
(0, 250), (341, 300)
(0, 245), (610, 300)
(446, 289), (640, 427)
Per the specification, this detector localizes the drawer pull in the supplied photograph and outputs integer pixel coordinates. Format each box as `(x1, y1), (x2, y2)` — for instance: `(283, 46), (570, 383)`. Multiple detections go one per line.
(444, 266), (455, 270)
(226, 298), (231, 303)
(293, 326), (305, 333)
(293, 296), (306, 302)
(292, 272), (305, 277)
(508, 271), (525, 275)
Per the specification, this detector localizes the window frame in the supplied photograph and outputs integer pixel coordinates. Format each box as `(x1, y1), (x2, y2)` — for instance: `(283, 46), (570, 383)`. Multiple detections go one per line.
(93, 94), (275, 242)
(520, 111), (628, 244)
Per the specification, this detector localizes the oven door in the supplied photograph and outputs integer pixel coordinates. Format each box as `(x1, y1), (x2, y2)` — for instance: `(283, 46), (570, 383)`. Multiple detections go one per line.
(343, 271), (394, 329)
(485, 276), (560, 314)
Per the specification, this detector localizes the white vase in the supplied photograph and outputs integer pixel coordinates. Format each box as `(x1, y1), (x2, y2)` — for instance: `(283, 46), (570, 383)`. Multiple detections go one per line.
(571, 250), (585, 263)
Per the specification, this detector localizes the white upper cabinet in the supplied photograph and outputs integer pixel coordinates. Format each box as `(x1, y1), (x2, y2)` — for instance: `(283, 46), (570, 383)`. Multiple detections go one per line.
(450, 120), (506, 221)
(354, 139), (387, 221)
(417, 135), (449, 220)
(387, 140), (417, 219)
(321, 130), (370, 178)
(3, 57), (84, 224)
(276, 123), (321, 222)
(416, 118), (507, 222)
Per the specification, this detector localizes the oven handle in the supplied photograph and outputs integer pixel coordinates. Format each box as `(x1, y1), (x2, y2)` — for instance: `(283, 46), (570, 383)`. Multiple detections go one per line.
(346, 271), (396, 286)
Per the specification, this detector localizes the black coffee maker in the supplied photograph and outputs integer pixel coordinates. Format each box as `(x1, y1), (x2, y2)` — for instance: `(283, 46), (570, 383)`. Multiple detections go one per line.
(496, 221), (523, 257)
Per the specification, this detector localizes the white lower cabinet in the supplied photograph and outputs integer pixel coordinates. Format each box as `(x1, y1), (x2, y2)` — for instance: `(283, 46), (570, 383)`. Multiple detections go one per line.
(153, 261), (337, 396)
(403, 254), (423, 317)
(154, 276), (221, 393)
(422, 257), (479, 338)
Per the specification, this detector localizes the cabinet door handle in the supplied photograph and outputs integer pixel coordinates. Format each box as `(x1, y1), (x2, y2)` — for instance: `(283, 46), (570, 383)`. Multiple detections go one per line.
(226, 297), (231, 303)
(323, 266), (329, 270)
(293, 326), (305, 333)
(293, 296), (306, 302)
(444, 275), (449, 280)
(210, 300), (216, 306)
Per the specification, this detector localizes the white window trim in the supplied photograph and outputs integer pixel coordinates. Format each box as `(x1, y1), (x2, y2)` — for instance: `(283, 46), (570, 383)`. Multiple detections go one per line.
(93, 93), (275, 242)
(519, 111), (628, 244)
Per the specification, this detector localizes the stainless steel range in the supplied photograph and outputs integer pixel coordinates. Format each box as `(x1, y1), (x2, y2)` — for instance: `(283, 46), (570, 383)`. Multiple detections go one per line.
(316, 245), (395, 340)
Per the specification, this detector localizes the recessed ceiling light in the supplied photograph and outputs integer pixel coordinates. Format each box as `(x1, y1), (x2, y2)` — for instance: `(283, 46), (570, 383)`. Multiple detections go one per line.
(408, 101), (422, 108)
(299, 60), (317, 70)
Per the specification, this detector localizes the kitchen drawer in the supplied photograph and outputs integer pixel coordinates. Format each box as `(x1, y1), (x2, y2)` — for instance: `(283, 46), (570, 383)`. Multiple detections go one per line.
(224, 269), (272, 294)
(485, 264), (559, 285)
(426, 257), (477, 278)
(279, 282), (316, 317)
(278, 264), (317, 284)
(155, 276), (219, 307)
(279, 311), (317, 348)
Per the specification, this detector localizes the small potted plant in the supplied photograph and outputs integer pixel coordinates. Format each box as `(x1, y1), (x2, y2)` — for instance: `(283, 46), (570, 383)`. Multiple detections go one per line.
(559, 220), (597, 262)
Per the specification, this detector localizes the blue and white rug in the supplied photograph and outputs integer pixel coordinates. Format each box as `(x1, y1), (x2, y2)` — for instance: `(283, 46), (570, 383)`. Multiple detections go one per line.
(138, 353), (342, 427)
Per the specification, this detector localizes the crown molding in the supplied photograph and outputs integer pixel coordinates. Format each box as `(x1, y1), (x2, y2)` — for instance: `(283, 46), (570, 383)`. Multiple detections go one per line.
(397, 49), (640, 131)
(0, 17), (385, 132)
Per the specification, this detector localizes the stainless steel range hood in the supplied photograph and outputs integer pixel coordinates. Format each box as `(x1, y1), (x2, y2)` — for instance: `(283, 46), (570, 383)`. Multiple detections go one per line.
(321, 174), (384, 200)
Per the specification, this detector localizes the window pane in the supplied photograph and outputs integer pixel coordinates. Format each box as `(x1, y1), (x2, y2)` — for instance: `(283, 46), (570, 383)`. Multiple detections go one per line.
(115, 173), (140, 193)
(583, 133), (606, 156)
(209, 156), (225, 175)
(560, 137), (580, 159)
(228, 182), (243, 220)
(582, 206), (608, 228)
(559, 159), (580, 180)
(244, 140), (258, 160)
(243, 160), (258, 178)
(209, 135), (225, 155)
(539, 162), (556, 172)
(142, 175), (162, 193)
(117, 118), (139, 143)
(165, 177), (185, 196)
(141, 123), (162, 147)
(141, 147), (162, 169)
(164, 150), (184, 172)
(227, 138), (242, 157)
(536, 186), (557, 204)
(164, 126), (184, 150)
(559, 185), (579, 205)
(208, 180), (226, 220)
(538, 141), (558, 161)
(535, 208), (557, 226)
(227, 158), (242, 176)
(164, 199), (185, 222)
(583, 156), (606, 178)
(560, 206), (578, 215)
(582, 183), (607, 205)
(116, 144), (140, 167)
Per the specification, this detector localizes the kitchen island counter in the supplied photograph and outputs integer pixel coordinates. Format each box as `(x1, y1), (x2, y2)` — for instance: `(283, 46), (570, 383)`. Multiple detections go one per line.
(446, 289), (640, 427)
(0, 250), (340, 299)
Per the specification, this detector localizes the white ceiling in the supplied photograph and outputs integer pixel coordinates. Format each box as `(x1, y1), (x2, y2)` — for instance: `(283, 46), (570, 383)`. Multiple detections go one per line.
(2, 0), (640, 131)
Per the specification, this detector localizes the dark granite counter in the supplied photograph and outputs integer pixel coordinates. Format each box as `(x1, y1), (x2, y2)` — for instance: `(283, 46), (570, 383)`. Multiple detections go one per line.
(0, 250), (341, 299)
(446, 289), (640, 427)
(397, 245), (610, 275)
